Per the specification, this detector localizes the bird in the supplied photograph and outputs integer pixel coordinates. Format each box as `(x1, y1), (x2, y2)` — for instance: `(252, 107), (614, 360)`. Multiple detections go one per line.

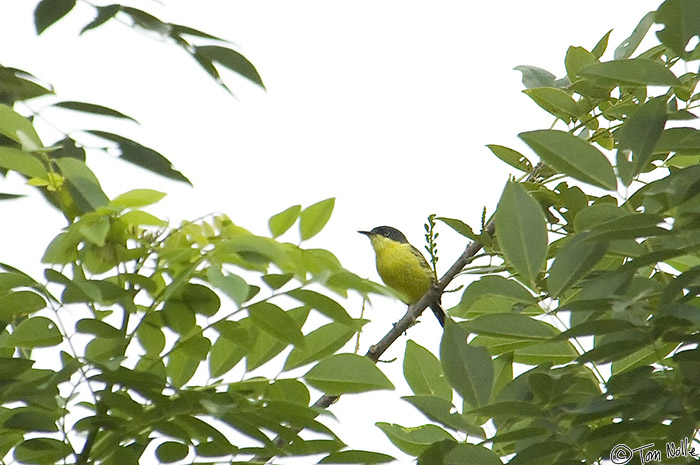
(359, 226), (446, 327)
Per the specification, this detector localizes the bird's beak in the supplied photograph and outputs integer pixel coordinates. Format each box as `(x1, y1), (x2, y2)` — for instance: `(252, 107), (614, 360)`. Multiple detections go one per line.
(358, 230), (371, 236)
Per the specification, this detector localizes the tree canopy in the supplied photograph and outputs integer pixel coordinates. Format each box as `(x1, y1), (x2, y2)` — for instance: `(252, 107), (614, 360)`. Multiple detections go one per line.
(1, 1), (700, 464)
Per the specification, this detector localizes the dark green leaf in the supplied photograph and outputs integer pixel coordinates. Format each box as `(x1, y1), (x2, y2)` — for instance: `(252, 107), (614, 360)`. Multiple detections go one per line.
(80, 4), (119, 34)
(520, 129), (617, 190)
(461, 314), (559, 340)
(615, 96), (668, 186)
(53, 101), (137, 123)
(34, 0), (76, 34)
(579, 59), (680, 87)
(287, 288), (353, 324)
(486, 144), (534, 173)
(0, 290), (46, 320)
(319, 450), (395, 464)
(401, 395), (483, 435)
(495, 182), (548, 285)
(440, 320), (493, 408)
(656, 0), (700, 58)
(87, 130), (190, 184)
(155, 441), (189, 463)
(614, 11), (655, 59)
(457, 275), (536, 317)
(304, 353), (394, 395)
(196, 45), (265, 89)
(299, 198), (335, 240)
(13, 438), (70, 464)
(546, 233), (608, 297)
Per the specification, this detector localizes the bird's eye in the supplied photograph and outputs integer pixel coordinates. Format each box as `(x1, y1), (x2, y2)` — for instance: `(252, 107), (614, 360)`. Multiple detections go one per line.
(383, 231), (390, 236)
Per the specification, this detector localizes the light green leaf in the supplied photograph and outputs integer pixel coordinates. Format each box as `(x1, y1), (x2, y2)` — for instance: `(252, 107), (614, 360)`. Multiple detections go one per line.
(206, 265), (249, 306)
(0, 104), (42, 149)
(403, 340), (452, 400)
(0, 290), (46, 320)
(565, 46), (597, 82)
(591, 29), (613, 58)
(579, 59), (680, 87)
(4, 316), (62, 348)
(77, 216), (110, 246)
(0, 147), (47, 178)
(523, 87), (579, 121)
(287, 288), (353, 324)
(513, 65), (555, 88)
(495, 182), (548, 286)
(440, 321), (493, 408)
(284, 322), (357, 370)
(54, 157), (109, 212)
(300, 198), (335, 240)
(656, 0), (700, 58)
(376, 422), (455, 457)
(110, 189), (166, 209)
(485, 145), (533, 173)
(520, 129), (617, 190)
(269, 204), (301, 237)
(248, 302), (305, 348)
(401, 395), (482, 435)
(120, 210), (167, 227)
(304, 353), (394, 395)
(615, 11), (655, 59)
(457, 275), (536, 317)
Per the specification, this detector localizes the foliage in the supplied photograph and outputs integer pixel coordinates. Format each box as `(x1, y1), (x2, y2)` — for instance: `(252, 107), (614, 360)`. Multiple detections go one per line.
(2, 1), (700, 464)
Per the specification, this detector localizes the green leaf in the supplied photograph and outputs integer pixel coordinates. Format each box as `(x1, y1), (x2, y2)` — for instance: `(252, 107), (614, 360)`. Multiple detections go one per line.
(0, 290), (46, 320)
(287, 288), (353, 324)
(195, 45), (265, 89)
(4, 407), (59, 432)
(155, 441), (189, 463)
(54, 157), (109, 212)
(520, 129), (617, 190)
(495, 182), (548, 286)
(300, 198), (335, 240)
(53, 101), (137, 123)
(119, 210), (167, 227)
(461, 314), (559, 340)
(269, 204), (301, 237)
(34, 0), (76, 34)
(440, 320), (493, 408)
(76, 318), (121, 338)
(77, 216), (110, 246)
(485, 144), (533, 173)
(615, 11), (655, 59)
(523, 87), (579, 122)
(615, 96), (668, 186)
(401, 395), (482, 435)
(419, 443), (502, 465)
(80, 4), (119, 34)
(546, 233), (608, 297)
(206, 266), (249, 306)
(284, 322), (357, 370)
(304, 353), (394, 395)
(4, 316), (62, 348)
(248, 301), (305, 348)
(403, 340), (452, 400)
(0, 147), (47, 179)
(376, 422), (455, 457)
(0, 104), (42, 149)
(513, 65), (555, 88)
(565, 46), (597, 83)
(656, 0), (700, 59)
(261, 273), (294, 290)
(87, 130), (190, 184)
(591, 29), (613, 58)
(13, 438), (70, 464)
(267, 378), (311, 406)
(319, 450), (395, 464)
(579, 59), (680, 87)
(456, 275), (536, 317)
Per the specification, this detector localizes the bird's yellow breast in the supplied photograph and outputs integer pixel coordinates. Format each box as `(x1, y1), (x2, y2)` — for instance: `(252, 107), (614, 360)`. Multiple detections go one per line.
(368, 235), (434, 304)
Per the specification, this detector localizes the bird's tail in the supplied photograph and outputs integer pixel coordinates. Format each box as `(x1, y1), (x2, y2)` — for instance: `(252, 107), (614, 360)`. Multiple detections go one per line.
(429, 301), (446, 327)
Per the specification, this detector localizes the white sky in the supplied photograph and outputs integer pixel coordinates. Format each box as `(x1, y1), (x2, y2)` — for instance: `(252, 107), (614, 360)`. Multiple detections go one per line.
(1, 1), (663, 463)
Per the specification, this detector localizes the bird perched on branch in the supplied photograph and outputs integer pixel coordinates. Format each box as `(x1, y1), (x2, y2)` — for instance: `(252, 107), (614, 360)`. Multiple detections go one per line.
(359, 226), (445, 327)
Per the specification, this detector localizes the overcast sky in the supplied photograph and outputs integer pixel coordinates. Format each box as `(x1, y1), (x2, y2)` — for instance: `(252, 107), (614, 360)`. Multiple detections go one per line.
(2, 1), (663, 463)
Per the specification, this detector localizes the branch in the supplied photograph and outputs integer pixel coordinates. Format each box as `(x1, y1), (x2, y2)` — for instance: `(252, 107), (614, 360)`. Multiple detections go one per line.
(252, 220), (496, 463)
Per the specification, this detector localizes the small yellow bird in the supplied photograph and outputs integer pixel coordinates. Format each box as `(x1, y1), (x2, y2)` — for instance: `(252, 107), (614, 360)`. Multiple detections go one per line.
(359, 226), (445, 327)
